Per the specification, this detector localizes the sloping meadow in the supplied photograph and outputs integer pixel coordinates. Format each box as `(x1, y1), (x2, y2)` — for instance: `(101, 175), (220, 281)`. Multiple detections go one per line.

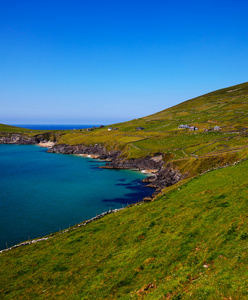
(1, 159), (248, 299)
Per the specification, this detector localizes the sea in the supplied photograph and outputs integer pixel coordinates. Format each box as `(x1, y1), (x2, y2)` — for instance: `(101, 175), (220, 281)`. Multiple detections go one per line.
(12, 124), (100, 130)
(0, 140), (153, 250)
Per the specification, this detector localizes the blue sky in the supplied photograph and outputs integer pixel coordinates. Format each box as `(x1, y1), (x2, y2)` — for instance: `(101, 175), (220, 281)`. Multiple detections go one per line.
(0, 0), (248, 125)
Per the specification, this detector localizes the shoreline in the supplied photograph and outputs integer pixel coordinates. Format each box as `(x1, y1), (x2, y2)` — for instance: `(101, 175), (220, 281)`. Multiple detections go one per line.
(0, 140), (182, 253)
(0, 143), (159, 252)
(0, 138), (182, 199)
(0, 138), (182, 198)
(0, 207), (128, 253)
(141, 169), (158, 175)
(37, 141), (55, 148)
(78, 153), (102, 159)
(77, 153), (158, 176)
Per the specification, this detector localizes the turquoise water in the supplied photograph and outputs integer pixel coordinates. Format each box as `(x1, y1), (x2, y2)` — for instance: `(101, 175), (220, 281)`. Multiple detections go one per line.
(0, 145), (153, 250)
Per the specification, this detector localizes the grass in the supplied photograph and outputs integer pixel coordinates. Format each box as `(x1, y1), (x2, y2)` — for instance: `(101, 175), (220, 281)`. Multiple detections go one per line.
(1, 158), (248, 299)
(0, 124), (34, 134)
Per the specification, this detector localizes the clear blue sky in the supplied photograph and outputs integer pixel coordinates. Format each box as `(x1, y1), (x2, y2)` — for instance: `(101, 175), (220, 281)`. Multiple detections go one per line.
(0, 0), (248, 125)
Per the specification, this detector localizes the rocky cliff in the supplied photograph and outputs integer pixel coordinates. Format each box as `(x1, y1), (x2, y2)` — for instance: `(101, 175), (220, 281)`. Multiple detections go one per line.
(47, 143), (121, 160)
(0, 133), (42, 144)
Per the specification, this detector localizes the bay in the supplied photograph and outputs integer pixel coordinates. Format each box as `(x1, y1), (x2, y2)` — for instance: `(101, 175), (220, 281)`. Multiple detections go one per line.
(0, 144), (153, 250)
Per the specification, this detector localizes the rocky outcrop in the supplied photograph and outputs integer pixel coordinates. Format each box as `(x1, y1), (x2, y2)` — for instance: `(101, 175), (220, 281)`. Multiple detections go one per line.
(103, 154), (164, 170)
(106, 159), (182, 199)
(142, 166), (182, 192)
(0, 133), (43, 144)
(103, 154), (183, 196)
(48, 144), (121, 160)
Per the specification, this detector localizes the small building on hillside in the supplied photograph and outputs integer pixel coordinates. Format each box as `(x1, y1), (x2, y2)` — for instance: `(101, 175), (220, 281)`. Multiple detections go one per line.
(214, 126), (221, 131)
(108, 127), (118, 131)
(136, 127), (145, 131)
(189, 126), (198, 131)
(178, 124), (190, 129)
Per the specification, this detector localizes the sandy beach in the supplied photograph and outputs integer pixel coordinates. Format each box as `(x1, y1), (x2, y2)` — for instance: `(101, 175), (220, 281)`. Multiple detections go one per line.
(78, 154), (99, 159)
(141, 169), (158, 175)
(38, 141), (55, 148)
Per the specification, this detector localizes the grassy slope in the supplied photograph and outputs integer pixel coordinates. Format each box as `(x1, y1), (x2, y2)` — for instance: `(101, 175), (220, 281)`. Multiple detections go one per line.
(1, 159), (248, 299)
(56, 82), (248, 176)
(2, 83), (248, 175)
(0, 124), (34, 134)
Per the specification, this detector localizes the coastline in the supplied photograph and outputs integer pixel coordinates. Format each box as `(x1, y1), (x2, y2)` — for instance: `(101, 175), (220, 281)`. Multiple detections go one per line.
(78, 153), (101, 159)
(0, 135), (182, 201)
(77, 153), (158, 175)
(0, 143), (154, 252)
(38, 141), (55, 148)
(141, 169), (158, 175)
(0, 134), (182, 253)
(48, 144), (182, 200)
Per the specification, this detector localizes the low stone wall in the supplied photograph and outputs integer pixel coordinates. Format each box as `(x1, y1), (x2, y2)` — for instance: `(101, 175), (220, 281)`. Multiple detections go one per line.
(0, 208), (125, 254)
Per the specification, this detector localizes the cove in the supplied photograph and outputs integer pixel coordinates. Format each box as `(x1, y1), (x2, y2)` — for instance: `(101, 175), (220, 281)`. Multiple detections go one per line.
(0, 144), (153, 250)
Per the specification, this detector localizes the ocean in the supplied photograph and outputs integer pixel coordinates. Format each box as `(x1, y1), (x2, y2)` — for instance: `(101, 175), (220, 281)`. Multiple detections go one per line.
(12, 124), (101, 130)
(0, 144), (153, 250)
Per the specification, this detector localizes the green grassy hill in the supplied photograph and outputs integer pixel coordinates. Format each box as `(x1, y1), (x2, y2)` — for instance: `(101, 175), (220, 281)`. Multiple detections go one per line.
(1, 158), (248, 299)
(54, 82), (248, 176)
(1, 82), (248, 299)
(0, 124), (33, 134)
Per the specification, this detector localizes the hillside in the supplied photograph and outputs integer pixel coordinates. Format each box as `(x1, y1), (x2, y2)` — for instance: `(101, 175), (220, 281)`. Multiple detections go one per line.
(56, 82), (248, 166)
(2, 82), (248, 179)
(1, 82), (248, 299)
(1, 158), (248, 299)
(0, 124), (34, 134)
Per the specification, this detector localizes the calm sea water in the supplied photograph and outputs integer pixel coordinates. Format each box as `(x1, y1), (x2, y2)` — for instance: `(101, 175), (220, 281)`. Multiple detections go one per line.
(0, 145), (153, 250)
(12, 124), (101, 130)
